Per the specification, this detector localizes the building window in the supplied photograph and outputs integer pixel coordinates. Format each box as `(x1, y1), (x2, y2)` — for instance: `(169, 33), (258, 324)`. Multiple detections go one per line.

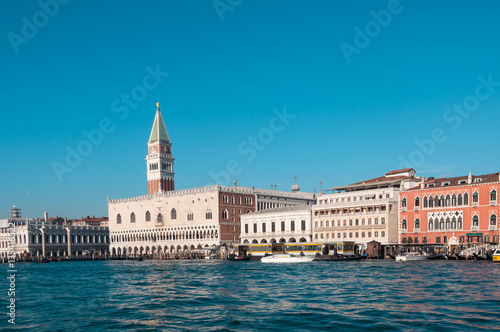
(145, 211), (151, 222)
(368, 232), (371, 237)
(446, 217), (450, 229)
(414, 219), (420, 229)
(414, 236), (419, 244)
(472, 192), (479, 203)
(222, 195), (228, 203)
(157, 213), (163, 223)
(451, 217), (457, 229)
(402, 237), (406, 244)
(402, 219), (407, 229)
(130, 212), (136, 223)
(381, 218), (385, 224)
(362, 232), (365, 238)
(472, 215), (479, 226)
(375, 218), (378, 225)
(262, 223), (266, 232)
(458, 193), (463, 205)
(253, 223), (257, 233)
(245, 224), (248, 234)
(222, 209), (228, 220)
(429, 219), (434, 230)
(272, 222), (275, 232)
(171, 209), (177, 220)
(187, 211), (193, 221)
(423, 196), (428, 208)
(445, 195), (450, 206)
(117, 214), (121, 224)
(429, 196), (434, 208)
(436, 236), (441, 244)
(349, 220), (353, 226)
(464, 193), (469, 205)
(452, 194), (457, 206)
(291, 220), (295, 231)
(206, 209), (212, 219)
(402, 198), (407, 208)
(491, 214), (497, 226)
(301, 220), (306, 231)
(459, 235), (465, 243)
(415, 197), (420, 207)
(458, 217), (463, 229)
(374, 231), (378, 237)
(239, 197), (242, 204)
(491, 190), (497, 202)
(381, 231), (385, 237)
(281, 221), (285, 232)
(232, 196), (235, 204)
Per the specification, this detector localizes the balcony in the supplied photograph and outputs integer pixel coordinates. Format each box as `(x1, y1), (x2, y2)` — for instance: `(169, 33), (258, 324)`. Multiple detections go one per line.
(472, 202), (479, 207)
(401, 207), (407, 212)
(489, 225), (497, 231)
(413, 228), (420, 234)
(414, 206), (420, 211)
(471, 226), (479, 231)
(401, 229), (407, 234)
(490, 201), (497, 206)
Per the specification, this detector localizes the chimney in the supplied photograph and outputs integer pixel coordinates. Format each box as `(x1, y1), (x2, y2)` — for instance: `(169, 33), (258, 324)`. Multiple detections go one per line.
(467, 172), (472, 184)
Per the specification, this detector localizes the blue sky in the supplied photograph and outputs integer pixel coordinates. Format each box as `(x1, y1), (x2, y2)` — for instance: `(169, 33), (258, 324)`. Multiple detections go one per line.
(1, 0), (500, 219)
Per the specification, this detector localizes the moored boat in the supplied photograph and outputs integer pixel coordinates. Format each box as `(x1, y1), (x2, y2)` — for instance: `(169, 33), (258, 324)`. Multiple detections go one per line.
(227, 255), (252, 261)
(493, 249), (500, 262)
(395, 252), (428, 262)
(261, 254), (314, 263)
(314, 254), (368, 262)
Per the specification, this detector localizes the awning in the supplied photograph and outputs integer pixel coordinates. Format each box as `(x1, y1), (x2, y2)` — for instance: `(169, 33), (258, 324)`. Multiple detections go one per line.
(466, 233), (482, 236)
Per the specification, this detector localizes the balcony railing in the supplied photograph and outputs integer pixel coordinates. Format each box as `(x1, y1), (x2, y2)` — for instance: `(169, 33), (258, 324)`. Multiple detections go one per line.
(472, 202), (479, 207)
(471, 226), (479, 231)
(490, 201), (497, 206)
(401, 229), (407, 234)
(489, 225), (497, 231)
(414, 206), (420, 211)
(401, 207), (407, 212)
(413, 228), (420, 233)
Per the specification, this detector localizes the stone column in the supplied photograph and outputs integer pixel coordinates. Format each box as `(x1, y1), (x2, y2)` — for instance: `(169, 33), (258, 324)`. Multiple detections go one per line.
(66, 226), (72, 258)
(41, 227), (46, 258)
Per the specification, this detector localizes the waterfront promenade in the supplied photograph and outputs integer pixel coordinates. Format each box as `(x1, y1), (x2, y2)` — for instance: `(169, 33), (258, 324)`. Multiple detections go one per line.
(4, 260), (500, 331)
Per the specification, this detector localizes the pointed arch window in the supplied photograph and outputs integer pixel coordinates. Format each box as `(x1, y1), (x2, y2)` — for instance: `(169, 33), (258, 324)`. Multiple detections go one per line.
(463, 193), (469, 205)
(187, 210), (193, 221)
(472, 215), (479, 226)
(490, 214), (497, 226)
(423, 196), (428, 208)
(429, 219), (434, 230)
(117, 214), (122, 224)
(415, 197), (420, 208)
(402, 198), (407, 208)
(436, 236), (441, 244)
(222, 209), (228, 220)
(171, 208), (177, 220)
(491, 190), (497, 202)
(206, 209), (212, 220)
(402, 219), (407, 230)
(458, 193), (463, 205)
(472, 192), (479, 203)
(145, 211), (151, 222)
(130, 212), (136, 223)
(157, 214), (163, 223)
(414, 219), (420, 230)
(457, 216), (463, 229)
(445, 194), (450, 207)
(429, 196), (434, 208)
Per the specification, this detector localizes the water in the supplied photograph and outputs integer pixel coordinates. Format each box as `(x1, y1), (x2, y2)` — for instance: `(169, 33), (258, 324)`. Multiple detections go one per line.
(3, 260), (500, 331)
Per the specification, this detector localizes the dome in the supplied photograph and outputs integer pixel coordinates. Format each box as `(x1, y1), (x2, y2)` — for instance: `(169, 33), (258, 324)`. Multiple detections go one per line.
(291, 183), (300, 192)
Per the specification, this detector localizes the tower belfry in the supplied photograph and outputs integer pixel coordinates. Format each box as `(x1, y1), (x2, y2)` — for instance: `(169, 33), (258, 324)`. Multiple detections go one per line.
(146, 103), (175, 193)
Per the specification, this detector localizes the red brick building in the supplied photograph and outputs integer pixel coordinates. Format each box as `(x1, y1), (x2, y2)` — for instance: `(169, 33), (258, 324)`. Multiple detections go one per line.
(399, 172), (499, 251)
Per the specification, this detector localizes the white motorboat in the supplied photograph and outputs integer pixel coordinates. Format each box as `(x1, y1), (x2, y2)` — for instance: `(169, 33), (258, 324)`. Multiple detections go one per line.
(395, 252), (428, 262)
(261, 254), (314, 263)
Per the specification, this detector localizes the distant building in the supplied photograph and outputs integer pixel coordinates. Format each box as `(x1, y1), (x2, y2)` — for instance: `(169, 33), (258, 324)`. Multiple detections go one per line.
(108, 104), (315, 258)
(0, 207), (109, 259)
(240, 205), (313, 244)
(399, 172), (500, 250)
(312, 169), (421, 248)
(73, 216), (109, 227)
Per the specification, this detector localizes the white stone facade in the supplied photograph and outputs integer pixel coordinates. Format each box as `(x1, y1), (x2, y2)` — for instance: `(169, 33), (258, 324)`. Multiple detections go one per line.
(0, 218), (109, 259)
(240, 205), (313, 244)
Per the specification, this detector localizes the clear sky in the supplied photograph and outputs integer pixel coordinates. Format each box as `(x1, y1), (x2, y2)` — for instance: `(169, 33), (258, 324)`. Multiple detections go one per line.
(1, 0), (500, 219)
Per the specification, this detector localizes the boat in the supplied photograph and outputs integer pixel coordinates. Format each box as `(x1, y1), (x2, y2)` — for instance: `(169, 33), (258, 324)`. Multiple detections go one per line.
(227, 255), (252, 261)
(427, 254), (448, 260)
(136, 256), (144, 261)
(261, 254), (314, 263)
(314, 254), (368, 262)
(493, 249), (500, 262)
(395, 252), (428, 262)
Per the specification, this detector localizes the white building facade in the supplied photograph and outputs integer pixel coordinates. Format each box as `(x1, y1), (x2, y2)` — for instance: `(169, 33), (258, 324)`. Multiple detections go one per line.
(313, 169), (421, 248)
(240, 205), (313, 244)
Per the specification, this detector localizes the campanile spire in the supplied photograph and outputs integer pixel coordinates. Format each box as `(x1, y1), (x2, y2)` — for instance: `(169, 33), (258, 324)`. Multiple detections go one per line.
(146, 103), (175, 193)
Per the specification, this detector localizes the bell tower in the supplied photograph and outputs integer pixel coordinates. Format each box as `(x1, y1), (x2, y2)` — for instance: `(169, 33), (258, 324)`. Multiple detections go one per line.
(146, 103), (175, 193)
